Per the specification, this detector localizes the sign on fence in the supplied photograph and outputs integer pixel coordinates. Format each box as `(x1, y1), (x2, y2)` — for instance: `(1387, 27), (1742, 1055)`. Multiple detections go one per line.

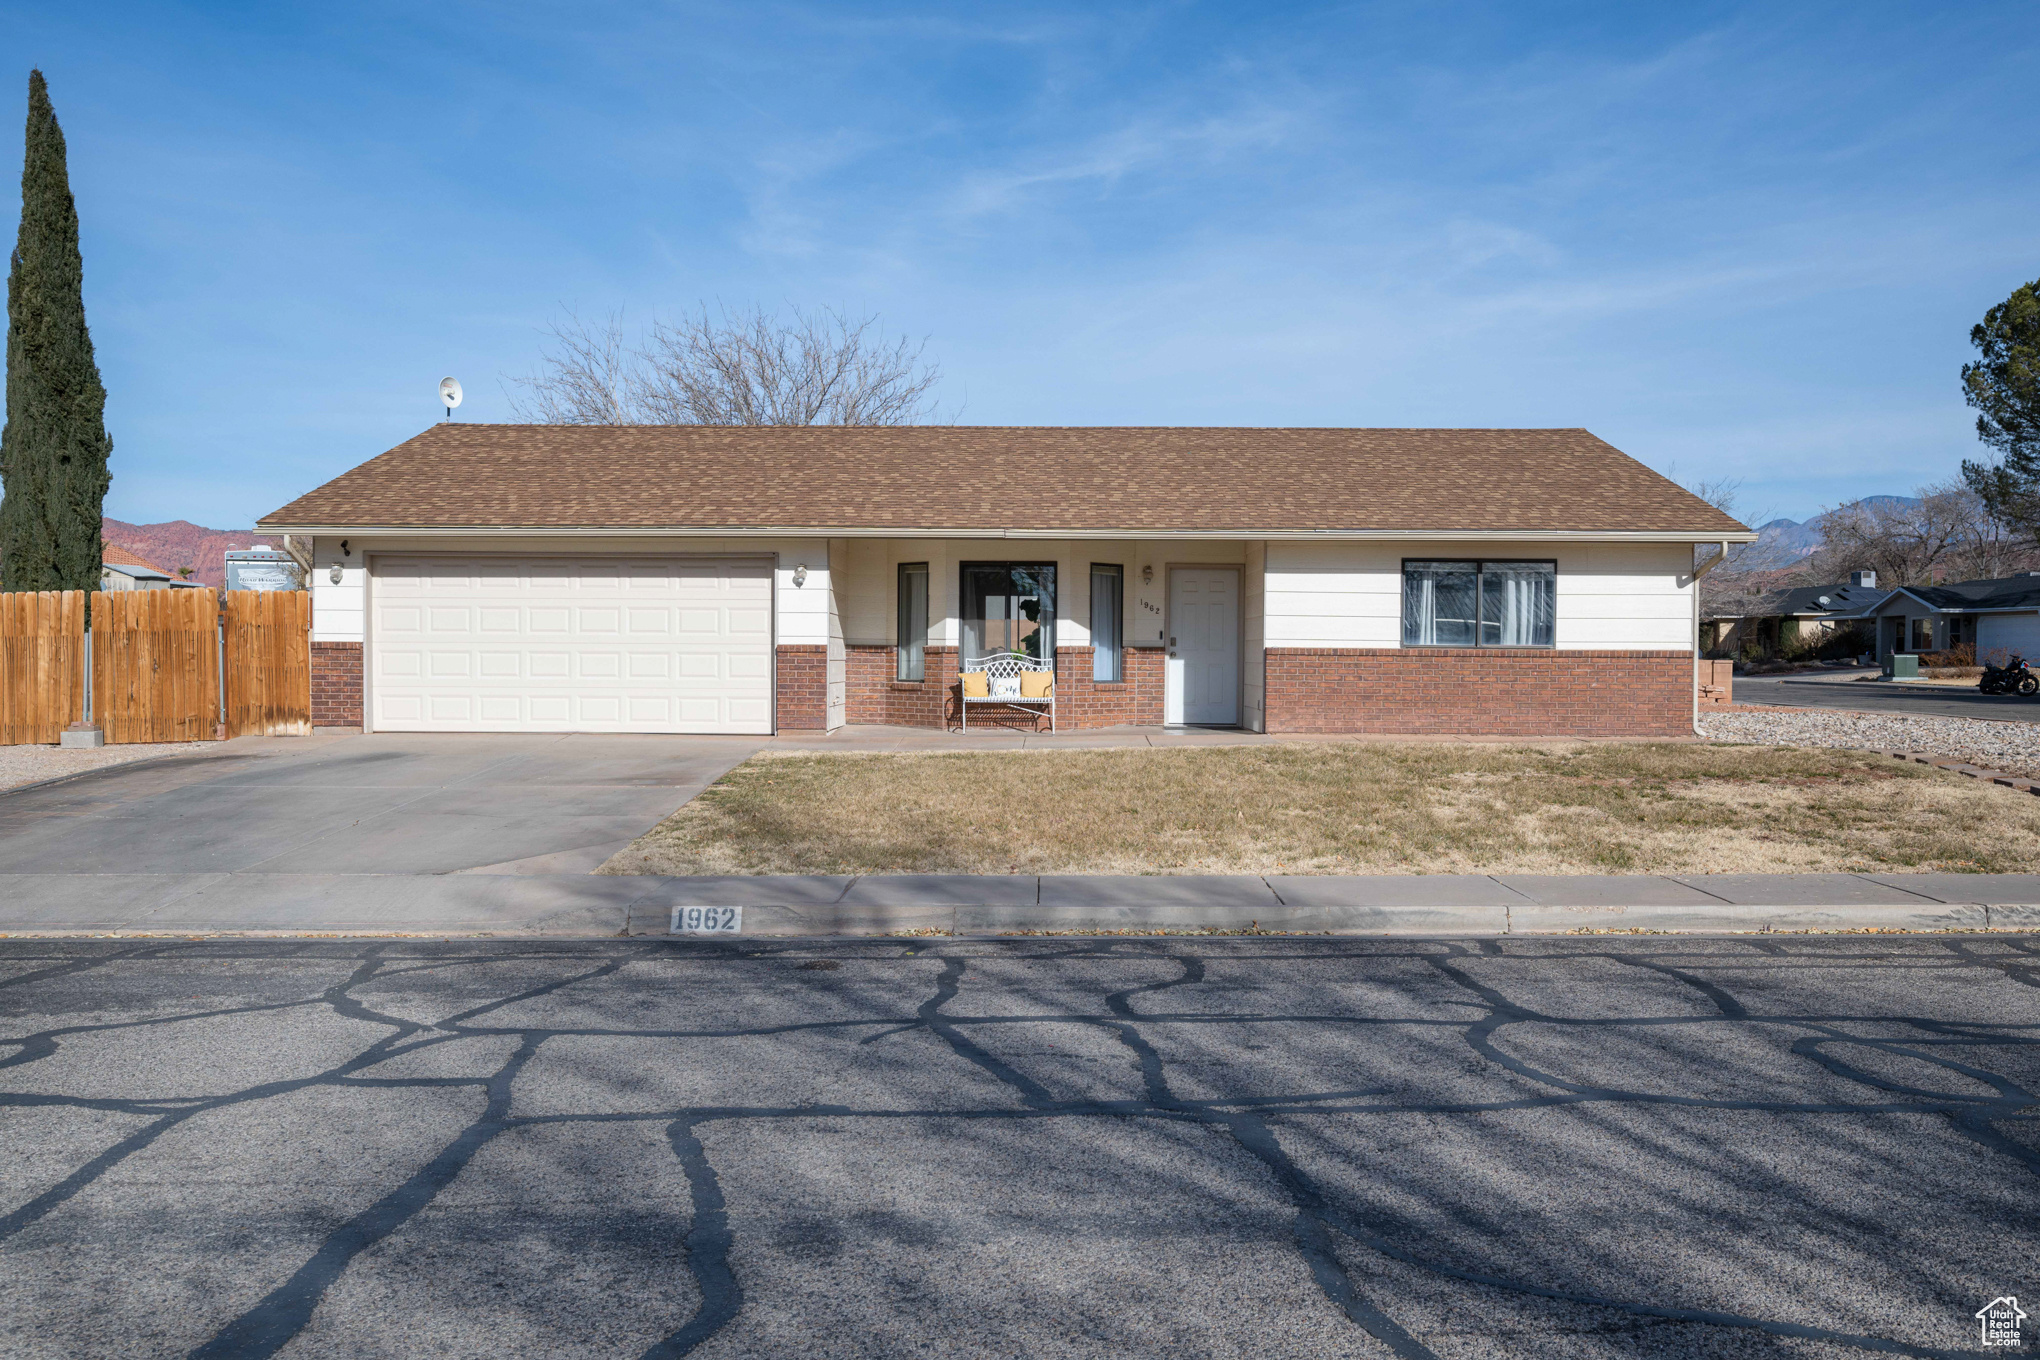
(0, 591), (85, 744)
(0, 588), (310, 745)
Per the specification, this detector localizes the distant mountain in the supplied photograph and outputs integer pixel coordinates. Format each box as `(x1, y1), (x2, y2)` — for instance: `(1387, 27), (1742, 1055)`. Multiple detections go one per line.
(102, 518), (278, 589)
(1752, 518), (1823, 560)
(1748, 495), (1923, 564)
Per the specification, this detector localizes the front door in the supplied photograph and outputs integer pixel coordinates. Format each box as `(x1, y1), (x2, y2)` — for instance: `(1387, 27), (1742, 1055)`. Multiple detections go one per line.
(1166, 567), (1240, 725)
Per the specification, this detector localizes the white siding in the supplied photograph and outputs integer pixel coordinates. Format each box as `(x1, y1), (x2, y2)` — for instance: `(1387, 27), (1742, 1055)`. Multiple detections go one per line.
(307, 535), (830, 647)
(1265, 541), (1693, 651)
(825, 537), (847, 729)
(310, 536), (365, 642)
(1243, 542), (1266, 731)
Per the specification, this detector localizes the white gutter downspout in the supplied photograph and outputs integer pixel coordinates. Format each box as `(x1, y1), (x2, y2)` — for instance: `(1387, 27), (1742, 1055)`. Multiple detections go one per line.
(1689, 542), (1732, 735)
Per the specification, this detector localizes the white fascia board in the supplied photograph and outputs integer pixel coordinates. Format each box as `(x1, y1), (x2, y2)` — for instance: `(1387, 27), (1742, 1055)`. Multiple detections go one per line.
(258, 523), (1760, 544)
(1915, 605), (2040, 615)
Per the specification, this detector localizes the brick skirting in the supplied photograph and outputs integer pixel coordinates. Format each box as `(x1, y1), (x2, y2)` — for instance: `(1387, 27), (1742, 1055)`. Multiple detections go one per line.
(1264, 648), (1693, 736)
(310, 642), (363, 728)
(775, 644), (829, 731)
(845, 644), (1164, 731)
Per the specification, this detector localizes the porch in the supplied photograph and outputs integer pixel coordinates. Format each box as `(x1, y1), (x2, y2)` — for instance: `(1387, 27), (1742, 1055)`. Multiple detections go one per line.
(821, 538), (1264, 733)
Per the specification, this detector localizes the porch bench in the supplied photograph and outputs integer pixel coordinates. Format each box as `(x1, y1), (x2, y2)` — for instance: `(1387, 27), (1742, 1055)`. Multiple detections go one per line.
(959, 651), (1055, 732)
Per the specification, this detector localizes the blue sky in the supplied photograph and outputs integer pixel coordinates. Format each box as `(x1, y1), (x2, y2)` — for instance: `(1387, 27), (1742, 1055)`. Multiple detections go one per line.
(2, 1), (2036, 529)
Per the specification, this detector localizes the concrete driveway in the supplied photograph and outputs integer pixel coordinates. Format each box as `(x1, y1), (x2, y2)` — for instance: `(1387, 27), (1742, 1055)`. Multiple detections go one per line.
(0, 734), (765, 932)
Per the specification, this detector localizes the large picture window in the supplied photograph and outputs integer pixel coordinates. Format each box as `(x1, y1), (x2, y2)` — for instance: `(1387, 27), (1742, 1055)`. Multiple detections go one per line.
(1090, 564), (1123, 681)
(1403, 560), (1555, 648)
(896, 563), (928, 680)
(962, 563), (1055, 661)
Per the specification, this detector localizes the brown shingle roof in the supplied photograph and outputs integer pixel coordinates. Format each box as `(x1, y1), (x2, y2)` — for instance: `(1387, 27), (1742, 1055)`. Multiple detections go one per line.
(258, 425), (1750, 536)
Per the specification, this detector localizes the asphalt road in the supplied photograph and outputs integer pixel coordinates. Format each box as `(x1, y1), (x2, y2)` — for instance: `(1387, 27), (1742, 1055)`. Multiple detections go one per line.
(2, 936), (2035, 1359)
(1736, 675), (2040, 721)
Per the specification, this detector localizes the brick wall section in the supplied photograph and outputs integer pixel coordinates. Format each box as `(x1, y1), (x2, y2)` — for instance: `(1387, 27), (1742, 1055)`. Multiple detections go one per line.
(310, 642), (363, 728)
(775, 645), (829, 731)
(845, 644), (1165, 730)
(1051, 646), (1164, 728)
(1697, 658), (1733, 708)
(1264, 648), (1693, 736)
(846, 645), (957, 727)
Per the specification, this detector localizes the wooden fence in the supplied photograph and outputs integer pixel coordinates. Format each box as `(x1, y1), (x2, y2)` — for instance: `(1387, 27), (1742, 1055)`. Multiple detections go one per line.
(0, 588), (310, 744)
(0, 592), (86, 744)
(223, 591), (312, 737)
(92, 589), (222, 743)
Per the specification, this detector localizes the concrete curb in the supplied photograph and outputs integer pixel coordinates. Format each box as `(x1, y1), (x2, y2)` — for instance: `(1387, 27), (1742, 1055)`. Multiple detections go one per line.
(5, 871), (2038, 941)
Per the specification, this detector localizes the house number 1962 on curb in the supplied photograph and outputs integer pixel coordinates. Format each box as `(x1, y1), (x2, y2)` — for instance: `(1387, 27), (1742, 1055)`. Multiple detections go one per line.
(671, 906), (743, 934)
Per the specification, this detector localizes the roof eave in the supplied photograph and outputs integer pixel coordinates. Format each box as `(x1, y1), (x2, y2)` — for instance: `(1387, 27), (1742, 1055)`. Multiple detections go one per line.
(254, 522), (1758, 543)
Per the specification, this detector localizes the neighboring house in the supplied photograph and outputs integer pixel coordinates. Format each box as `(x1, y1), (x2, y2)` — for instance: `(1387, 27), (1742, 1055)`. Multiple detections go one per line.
(1864, 573), (2040, 661)
(255, 425), (1752, 737)
(99, 544), (173, 591)
(1702, 571), (1884, 657)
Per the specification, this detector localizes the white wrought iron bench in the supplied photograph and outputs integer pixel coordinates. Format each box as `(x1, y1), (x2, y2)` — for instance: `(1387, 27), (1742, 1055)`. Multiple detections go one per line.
(959, 651), (1056, 732)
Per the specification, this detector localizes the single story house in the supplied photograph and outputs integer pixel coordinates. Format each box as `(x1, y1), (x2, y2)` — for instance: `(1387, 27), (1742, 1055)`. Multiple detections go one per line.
(99, 544), (173, 591)
(255, 425), (1752, 738)
(1864, 573), (2040, 661)
(1701, 572), (1883, 656)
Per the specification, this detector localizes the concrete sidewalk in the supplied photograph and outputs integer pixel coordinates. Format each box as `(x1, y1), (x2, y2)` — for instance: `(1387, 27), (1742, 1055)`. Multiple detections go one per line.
(3, 870), (2036, 937)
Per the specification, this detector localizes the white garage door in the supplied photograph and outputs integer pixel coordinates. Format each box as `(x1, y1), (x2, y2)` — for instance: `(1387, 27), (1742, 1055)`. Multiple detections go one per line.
(369, 556), (774, 733)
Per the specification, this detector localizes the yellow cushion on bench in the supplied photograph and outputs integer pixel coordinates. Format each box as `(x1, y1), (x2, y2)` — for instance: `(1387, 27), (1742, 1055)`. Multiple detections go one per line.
(1019, 669), (1054, 698)
(960, 670), (989, 698)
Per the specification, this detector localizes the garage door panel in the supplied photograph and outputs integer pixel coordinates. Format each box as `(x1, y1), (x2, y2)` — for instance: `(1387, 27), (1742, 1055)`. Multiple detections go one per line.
(372, 556), (774, 733)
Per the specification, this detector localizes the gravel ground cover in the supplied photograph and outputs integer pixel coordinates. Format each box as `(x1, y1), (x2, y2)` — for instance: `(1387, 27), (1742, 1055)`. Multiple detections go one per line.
(0, 742), (212, 793)
(1702, 708), (2040, 779)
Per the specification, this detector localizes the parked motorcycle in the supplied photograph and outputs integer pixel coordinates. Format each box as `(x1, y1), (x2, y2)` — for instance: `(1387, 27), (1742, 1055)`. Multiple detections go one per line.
(1980, 655), (2039, 696)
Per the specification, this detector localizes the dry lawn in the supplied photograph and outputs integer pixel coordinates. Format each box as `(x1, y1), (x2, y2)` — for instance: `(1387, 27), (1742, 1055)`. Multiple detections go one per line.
(601, 741), (2040, 877)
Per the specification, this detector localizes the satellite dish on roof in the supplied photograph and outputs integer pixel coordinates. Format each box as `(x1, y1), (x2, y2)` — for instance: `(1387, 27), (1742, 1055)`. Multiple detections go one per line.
(439, 376), (463, 420)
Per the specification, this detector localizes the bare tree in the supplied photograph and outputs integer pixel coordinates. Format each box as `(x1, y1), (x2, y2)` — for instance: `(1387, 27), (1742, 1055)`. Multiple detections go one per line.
(1805, 481), (2022, 587)
(1935, 480), (2036, 581)
(507, 305), (945, 426)
(1685, 476), (1793, 620)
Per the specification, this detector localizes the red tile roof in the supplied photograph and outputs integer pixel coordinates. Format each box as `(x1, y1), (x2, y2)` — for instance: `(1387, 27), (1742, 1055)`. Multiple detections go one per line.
(102, 543), (170, 574)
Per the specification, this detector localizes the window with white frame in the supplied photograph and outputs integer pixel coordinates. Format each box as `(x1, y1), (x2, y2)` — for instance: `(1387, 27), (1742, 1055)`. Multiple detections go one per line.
(896, 563), (928, 680)
(1090, 564), (1123, 681)
(1402, 560), (1556, 647)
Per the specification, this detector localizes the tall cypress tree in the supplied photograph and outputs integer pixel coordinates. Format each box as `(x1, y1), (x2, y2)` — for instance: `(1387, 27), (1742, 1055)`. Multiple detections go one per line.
(0, 70), (111, 593)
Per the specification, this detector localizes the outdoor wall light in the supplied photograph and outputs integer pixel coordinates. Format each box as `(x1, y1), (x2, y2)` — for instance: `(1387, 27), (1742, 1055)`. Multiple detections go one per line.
(792, 564), (809, 587)
(1141, 564), (1153, 584)
(328, 564), (343, 585)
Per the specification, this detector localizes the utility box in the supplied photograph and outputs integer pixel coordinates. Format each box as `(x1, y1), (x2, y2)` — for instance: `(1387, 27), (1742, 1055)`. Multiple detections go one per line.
(1890, 653), (1920, 679)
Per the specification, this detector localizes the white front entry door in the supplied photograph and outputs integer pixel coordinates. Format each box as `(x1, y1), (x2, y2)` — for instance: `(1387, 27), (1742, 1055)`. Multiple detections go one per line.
(1166, 567), (1241, 726)
(370, 555), (774, 734)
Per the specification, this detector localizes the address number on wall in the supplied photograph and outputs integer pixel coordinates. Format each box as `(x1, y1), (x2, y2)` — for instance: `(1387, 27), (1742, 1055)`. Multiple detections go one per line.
(671, 905), (743, 934)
